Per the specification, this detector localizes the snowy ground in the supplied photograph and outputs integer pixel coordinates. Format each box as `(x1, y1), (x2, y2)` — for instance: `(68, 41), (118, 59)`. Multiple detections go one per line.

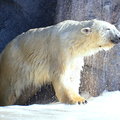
(0, 91), (120, 120)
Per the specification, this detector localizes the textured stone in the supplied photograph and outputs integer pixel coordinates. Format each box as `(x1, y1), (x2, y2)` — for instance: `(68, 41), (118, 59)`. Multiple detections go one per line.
(0, 0), (57, 52)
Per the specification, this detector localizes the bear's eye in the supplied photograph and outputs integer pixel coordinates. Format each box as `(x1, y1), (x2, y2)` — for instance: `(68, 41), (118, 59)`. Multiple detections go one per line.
(106, 28), (110, 31)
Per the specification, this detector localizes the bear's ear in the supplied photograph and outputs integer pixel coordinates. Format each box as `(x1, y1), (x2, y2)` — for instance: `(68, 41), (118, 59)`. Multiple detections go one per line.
(81, 27), (92, 35)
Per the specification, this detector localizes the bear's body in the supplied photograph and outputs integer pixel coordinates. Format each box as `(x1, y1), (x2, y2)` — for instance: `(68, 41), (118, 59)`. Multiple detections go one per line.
(0, 20), (120, 106)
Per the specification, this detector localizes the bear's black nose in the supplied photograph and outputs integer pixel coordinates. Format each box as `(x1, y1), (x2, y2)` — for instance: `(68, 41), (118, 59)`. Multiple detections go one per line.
(111, 35), (120, 44)
(116, 35), (120, 43)
(118, 37), (120, 40)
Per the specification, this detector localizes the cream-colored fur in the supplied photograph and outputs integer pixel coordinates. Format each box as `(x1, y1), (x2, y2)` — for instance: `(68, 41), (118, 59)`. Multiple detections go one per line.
(0, 19), (120, 106)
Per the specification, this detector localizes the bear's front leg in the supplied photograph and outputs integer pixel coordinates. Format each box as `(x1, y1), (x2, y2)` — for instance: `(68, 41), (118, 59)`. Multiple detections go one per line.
(52, 78), (87, 104)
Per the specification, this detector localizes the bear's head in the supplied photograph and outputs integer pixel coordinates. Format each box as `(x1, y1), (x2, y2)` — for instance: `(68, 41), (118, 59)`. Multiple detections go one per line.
(80, 19), (120, 56)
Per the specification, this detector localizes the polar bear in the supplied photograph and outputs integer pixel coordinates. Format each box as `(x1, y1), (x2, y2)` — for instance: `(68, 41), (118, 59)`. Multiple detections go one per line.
(0, 19), (120, 106)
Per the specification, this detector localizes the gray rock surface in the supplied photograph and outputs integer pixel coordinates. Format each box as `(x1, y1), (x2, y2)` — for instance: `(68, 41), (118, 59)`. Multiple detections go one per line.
(0, 0), (56, 51)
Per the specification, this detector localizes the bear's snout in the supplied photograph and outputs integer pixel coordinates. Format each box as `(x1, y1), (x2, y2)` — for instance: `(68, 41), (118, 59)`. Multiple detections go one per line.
(111, 34), (120, 44)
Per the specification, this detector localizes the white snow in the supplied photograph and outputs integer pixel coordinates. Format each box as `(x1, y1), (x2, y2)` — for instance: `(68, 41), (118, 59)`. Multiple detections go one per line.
(0, 91), (120, 120)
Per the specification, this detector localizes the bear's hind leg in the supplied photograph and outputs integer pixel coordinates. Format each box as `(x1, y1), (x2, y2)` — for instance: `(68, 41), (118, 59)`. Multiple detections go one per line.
(0, 89), (17, 106)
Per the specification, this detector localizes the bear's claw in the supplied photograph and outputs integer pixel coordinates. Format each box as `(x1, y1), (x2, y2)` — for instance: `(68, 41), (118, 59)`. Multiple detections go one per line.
(82, 100), (88, 104)
(78, 100), (87, 105)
